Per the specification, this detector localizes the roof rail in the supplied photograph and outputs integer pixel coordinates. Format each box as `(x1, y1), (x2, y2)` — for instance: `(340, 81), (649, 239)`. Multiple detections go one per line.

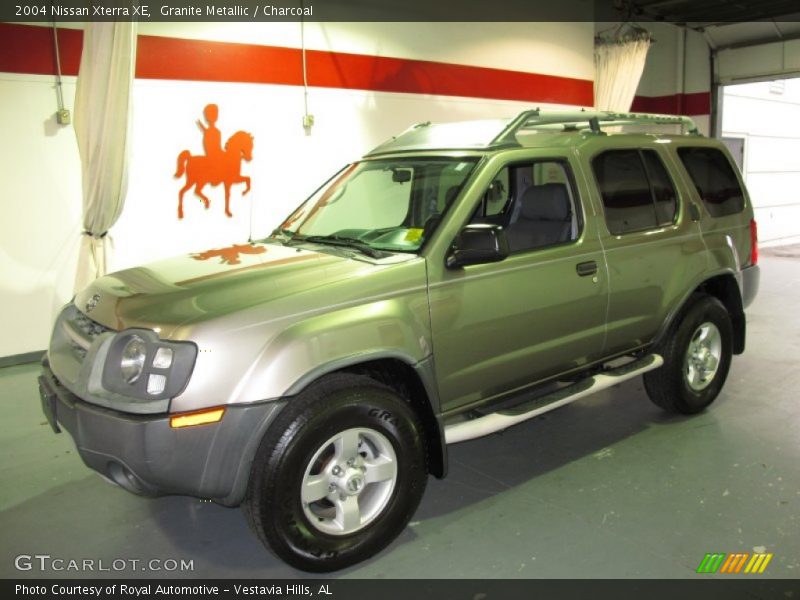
(491, 109), (700, 145)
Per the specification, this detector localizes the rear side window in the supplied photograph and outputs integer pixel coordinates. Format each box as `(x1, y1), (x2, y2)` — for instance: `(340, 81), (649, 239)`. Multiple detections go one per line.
(677, 147), (744, 217)
(643, 151), (677, 224)
(592, 149), (678, 235)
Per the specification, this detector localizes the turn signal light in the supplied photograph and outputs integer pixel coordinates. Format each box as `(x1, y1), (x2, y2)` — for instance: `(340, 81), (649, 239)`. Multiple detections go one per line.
(170, 407), (225, 429)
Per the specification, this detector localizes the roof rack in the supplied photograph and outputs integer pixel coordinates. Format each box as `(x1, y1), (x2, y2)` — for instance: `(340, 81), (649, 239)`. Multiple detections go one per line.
(491, 109), (700, 145)
(365, 109), (701, 157)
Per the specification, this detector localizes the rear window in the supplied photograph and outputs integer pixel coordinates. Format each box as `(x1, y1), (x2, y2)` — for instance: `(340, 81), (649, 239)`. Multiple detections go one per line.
(677, 147), (745, 217)
(592, 149), (678, 235)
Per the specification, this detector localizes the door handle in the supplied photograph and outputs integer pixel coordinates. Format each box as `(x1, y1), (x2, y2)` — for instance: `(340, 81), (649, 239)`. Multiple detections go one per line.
(576, 261), (598, 277)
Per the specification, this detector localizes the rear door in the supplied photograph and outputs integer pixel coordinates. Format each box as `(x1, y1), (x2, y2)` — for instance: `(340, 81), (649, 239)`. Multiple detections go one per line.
(581, 139), (708, 355)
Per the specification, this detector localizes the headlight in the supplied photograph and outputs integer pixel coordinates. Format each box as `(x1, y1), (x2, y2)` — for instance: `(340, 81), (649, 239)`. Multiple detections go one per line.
(120, 335), (147, 383)
(101, 329), (198, 402)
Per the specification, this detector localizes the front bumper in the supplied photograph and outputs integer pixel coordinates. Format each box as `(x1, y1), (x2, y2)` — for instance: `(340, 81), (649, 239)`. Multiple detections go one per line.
(38, 359), (284, 506)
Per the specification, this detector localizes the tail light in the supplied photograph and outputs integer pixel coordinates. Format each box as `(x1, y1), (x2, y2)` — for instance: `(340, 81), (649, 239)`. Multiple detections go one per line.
(749, 219), (758, 266)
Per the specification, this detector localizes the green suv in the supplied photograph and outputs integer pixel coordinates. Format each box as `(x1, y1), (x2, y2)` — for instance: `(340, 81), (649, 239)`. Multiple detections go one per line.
(38, 110), (759, 571)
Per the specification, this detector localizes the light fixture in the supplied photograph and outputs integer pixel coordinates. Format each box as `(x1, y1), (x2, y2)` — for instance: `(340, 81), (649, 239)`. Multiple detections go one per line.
(153, 347), (173, 369)
(147, 374), (167, 395)
(170, 407), (226, 429)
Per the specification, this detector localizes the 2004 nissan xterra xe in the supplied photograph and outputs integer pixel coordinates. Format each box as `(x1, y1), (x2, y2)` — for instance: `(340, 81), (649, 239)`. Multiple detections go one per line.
(39, 110), (760, 571)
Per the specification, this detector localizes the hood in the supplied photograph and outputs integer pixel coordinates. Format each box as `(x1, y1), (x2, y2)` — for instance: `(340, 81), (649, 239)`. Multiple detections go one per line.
(73, 241), (388, 336)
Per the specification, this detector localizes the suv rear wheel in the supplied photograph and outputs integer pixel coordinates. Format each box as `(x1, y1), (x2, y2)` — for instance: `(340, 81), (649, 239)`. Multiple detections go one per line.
(644, 294), (733, 414)
(243, 373), (427, 572)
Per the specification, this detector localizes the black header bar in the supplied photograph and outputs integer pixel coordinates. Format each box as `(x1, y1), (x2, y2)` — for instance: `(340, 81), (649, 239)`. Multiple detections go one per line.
(4, 0), (797, 23)
(4, 0), (598, 23)
(5, 578), (800, 600)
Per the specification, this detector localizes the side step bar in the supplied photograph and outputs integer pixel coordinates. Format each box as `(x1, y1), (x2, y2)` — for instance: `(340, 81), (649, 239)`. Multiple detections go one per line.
(444, 354), (664, 444)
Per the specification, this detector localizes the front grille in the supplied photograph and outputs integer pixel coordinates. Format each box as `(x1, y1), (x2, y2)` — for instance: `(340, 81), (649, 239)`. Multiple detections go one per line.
(70, 308), (112, 339)
(69, 340), (88, 361)
(62, 304), (114, 361)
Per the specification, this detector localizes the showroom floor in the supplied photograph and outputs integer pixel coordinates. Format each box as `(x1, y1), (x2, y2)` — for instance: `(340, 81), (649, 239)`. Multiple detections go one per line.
(1, 254), (798, 579)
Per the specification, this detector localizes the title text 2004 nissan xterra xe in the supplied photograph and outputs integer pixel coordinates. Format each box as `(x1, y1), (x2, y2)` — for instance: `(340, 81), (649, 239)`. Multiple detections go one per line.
(39, 110), (759, 571)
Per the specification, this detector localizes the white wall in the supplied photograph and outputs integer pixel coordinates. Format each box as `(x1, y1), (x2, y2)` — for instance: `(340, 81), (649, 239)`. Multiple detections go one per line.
(717, 38), (800, 85)
(0, 74), (82, 358)
(722, 78), (800, 245)
(635, 22), (711, 134)
(0, 21), (594, 357)
(635, 22), (710, 98)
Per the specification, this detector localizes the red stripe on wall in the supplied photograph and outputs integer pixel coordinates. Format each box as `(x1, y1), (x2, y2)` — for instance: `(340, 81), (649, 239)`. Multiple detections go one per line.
(631, 92), (711, 116)
(0, 23), (83, 76)
(0, 23), (594, 106)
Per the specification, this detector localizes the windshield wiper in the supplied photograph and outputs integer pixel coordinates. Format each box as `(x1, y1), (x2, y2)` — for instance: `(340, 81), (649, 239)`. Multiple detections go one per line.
(268, 228), (295, 243)
(296, 235), (386, 259)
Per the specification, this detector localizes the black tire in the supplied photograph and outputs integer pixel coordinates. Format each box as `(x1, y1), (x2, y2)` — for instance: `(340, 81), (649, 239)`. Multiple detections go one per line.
(644, 294), (733, 414)
(243, 373), (428, 572)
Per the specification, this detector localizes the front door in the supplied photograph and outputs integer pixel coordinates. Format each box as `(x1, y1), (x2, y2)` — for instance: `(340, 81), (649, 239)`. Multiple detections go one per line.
(427, 155), (609, 413)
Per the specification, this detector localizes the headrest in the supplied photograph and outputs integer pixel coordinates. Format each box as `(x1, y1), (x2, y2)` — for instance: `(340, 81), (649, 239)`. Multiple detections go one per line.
(519, 184), (570, 221)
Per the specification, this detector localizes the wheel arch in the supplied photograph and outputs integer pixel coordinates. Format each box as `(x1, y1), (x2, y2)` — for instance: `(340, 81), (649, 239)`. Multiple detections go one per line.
(286, 353), (447, 479)
(656, 272), (746, 355)
(696, 273), (746, 354)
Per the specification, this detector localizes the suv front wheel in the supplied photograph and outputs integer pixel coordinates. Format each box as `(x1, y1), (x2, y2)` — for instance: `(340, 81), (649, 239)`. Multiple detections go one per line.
(644, 294), (733, 414)
(243, 373), (428, 572)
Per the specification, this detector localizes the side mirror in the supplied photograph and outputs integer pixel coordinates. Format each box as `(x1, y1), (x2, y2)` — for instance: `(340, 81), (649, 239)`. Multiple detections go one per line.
(392, 168), (412, 183)
(446, 224), (510, 269)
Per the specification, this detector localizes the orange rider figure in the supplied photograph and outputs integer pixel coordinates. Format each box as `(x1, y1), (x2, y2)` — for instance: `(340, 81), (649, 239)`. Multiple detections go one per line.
(197, 103), (223, 159)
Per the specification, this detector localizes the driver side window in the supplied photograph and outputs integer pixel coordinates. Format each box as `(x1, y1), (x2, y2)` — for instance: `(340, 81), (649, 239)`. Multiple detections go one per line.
(470, 160), (581, 253)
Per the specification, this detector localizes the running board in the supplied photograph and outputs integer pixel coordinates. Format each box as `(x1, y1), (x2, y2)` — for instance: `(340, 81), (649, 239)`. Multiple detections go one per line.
(443, 354), (664, 444)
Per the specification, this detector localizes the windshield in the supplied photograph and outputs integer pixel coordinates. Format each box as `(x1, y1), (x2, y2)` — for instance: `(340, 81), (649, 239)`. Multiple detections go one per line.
(277, 157), (479, 253)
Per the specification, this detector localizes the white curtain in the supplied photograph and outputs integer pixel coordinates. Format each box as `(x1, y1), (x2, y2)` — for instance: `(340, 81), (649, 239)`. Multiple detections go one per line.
(73, 22), (137, 292)
(594, 31), (652, 112)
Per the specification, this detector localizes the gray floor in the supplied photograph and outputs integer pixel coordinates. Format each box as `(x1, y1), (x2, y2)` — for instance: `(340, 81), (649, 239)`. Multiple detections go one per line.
(1, 256), (798, 579)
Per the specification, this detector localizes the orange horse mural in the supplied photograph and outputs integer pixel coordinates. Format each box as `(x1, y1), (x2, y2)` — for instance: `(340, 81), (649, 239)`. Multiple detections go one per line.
(175, 104), (254, 219)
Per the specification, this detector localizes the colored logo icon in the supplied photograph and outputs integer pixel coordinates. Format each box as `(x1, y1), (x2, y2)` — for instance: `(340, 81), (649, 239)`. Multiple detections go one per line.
(696, 552), (773, 574)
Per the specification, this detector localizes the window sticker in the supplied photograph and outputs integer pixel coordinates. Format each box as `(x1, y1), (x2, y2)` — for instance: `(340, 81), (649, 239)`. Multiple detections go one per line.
(404, 228), (424, 242)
